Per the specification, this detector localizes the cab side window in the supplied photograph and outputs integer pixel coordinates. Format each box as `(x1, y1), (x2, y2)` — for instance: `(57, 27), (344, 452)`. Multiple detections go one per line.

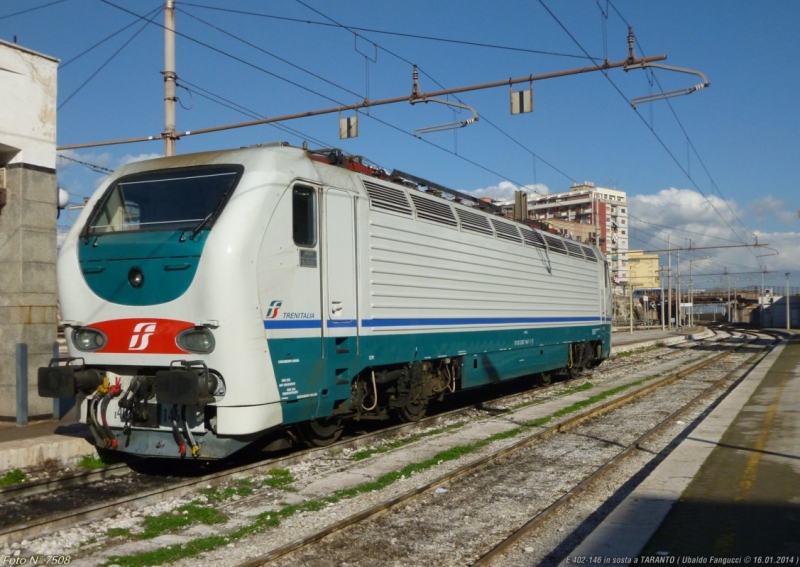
(292, 185), (316, 247)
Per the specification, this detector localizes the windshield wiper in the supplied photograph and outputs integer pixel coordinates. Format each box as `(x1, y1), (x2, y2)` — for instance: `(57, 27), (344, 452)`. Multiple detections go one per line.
(189, 211), (214, 240)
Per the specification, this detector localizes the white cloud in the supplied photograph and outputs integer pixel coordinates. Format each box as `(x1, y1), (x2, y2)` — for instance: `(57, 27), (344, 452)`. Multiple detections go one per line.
(117, 152), (163, 167)
(628, 187), (800, 287)
(461, 181), (550, 202)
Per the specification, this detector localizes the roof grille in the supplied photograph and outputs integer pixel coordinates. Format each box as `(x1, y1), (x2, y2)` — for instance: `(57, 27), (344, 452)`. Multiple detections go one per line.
(490, 218), (522, 243)
(582, 246), (598, 262)
(520, 226), (546, 249)
(363, 180), (412, 216)
(409, 194), (458, 227)
(543, 234), (569, 255)
(456, 208), (494, 236)
(564, 240), (586, 259)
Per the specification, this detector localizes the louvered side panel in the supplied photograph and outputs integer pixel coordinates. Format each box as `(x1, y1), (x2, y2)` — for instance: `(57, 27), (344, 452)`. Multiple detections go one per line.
(564, 240), (586, 259)
(456, 208), (494, 236)
(543, 234), (569, 255)
(363, 179), (412, 216)
(409, 193), (458, 227)
(520, 226), (546, 249)
(491, 218), (522, 243)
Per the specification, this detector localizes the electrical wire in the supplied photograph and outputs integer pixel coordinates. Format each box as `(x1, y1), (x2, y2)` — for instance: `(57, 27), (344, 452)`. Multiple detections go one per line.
(538, 0), (751, 253)
(0, 0), (71, 21)
(293, 0), (575, 191)
(100, 0), (539, 192)
(176, 77), (335, 149)
(59, 3), (161, 70)
(604, 0), (756, 248)
(176, 6), (366, 101)
(57, 153), (113, 174)
(58, 8), (155, 110)
(178, 1), (596, 61)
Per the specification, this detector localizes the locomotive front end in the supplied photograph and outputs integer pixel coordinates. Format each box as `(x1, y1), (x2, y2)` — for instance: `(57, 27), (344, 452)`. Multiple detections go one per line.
(38, 155), (282, 459)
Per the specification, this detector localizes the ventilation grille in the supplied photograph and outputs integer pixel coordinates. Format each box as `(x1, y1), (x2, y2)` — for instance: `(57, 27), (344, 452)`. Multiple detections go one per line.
(564, 241), (586, 259)
(543, 234), (569, 255)
(456, 208), (493, 236)
(582, 246), (598, 262)
(410, 193), (458, 227)
(363, 180), (412, 216)
(520, 227), (546, 249)
(491, 218), (522, 243)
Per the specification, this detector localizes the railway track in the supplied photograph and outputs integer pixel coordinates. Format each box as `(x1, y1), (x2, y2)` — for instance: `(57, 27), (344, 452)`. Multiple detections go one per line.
(219, 332), (768, 567)
(1, 330), (736, 561)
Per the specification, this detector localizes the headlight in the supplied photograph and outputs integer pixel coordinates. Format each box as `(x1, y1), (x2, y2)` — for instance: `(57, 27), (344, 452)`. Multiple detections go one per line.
(177, 328), (215, 354)
(73, 327), (107, 352)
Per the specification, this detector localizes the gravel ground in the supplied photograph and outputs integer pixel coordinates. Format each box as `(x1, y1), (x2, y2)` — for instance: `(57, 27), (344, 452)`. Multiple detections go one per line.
(0, 335), (747, 566)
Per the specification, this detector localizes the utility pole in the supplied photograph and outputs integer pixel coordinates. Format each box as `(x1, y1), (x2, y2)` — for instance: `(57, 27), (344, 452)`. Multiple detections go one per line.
(786, 273), (791, 330)
(667, 235), (672, 330)
(163, 0), (177, 156)
(676, 249), (681, 328)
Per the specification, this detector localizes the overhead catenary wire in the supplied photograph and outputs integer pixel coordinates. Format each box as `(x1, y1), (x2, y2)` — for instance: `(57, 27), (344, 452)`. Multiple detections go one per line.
(74, 1), (660, 191)
(0, 0), (71, 21)
(179, 1), (596, 62)
(59, 3), (161, 70)
(58, 7), (156, 110)
(293, 0), (578, 190)
(604, 0), (756, 250)
(538, 0), (751, 261)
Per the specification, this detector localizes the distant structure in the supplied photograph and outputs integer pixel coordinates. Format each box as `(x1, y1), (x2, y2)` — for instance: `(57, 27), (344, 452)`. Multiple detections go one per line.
(0, 40), (59, 419)
(527, 182), (630, 285)
(628, 250), (660, 290)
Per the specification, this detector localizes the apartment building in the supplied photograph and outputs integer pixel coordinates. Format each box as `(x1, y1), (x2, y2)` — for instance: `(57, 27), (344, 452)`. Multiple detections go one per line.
(528, 182), (630, 284)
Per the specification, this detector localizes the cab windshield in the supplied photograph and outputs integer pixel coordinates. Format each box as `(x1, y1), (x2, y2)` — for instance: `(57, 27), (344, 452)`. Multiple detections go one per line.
(87, 166), (242, 235)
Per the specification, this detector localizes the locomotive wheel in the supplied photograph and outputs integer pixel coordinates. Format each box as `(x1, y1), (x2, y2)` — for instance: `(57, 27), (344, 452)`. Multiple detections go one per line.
(536, 372), (552, 386)
(295, 418), (344, 447)
(395, 398), (427, 423)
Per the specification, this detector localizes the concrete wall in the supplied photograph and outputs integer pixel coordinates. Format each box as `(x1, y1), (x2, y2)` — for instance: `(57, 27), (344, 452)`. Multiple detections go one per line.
(0, 40), (59, 420)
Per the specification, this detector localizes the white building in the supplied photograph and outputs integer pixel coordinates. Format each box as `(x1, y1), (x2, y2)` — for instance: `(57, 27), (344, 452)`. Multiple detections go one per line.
(0, 39), (59, 419)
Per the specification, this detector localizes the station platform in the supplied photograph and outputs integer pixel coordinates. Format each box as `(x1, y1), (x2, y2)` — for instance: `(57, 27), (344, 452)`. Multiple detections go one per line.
(563, 330), (800, 562)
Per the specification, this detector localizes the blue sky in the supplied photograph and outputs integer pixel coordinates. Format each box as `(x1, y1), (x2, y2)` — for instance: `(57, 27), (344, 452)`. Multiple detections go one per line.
(2, 0), (798, 291)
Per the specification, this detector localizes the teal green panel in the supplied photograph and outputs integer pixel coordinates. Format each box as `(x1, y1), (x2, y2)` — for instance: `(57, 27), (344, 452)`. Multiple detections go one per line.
(462, 344), (568, 388)
(78, 230), (206, 306)
(269, 324), (611, 425)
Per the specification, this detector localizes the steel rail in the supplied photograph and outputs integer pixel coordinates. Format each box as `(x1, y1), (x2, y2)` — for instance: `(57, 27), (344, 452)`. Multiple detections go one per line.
(233, 333), (756, 567)
(471, 332), (775, 565)
(0, 462), (131, 504)
(0, 404), (475, 547)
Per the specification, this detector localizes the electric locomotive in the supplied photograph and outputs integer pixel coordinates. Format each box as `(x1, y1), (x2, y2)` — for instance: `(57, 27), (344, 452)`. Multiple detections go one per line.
(38, 143), (612, 459)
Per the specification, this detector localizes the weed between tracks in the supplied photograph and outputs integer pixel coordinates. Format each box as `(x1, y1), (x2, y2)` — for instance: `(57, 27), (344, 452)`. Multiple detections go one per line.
(102, 375), (663, 567)
(0, 469), (27, 487)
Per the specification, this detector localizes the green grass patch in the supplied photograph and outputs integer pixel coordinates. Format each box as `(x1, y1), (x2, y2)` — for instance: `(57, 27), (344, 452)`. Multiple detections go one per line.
(260, 468), (293, 489)
(139, 503), (227, 540)
(105, 528), (131, 539)
(0, 469), (27, 487)
(77, 453), (111, 470)
(200, 479), (254, 503)
(351, 423), (466, 461)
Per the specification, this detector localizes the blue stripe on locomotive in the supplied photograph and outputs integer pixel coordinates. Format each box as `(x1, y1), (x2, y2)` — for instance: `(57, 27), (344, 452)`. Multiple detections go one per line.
(268, 321), (612, 425)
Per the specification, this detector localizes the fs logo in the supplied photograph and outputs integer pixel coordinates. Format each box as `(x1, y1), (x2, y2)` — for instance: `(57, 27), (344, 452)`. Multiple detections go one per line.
(128, 322), (158, 351)
(266, 300), (283, 319)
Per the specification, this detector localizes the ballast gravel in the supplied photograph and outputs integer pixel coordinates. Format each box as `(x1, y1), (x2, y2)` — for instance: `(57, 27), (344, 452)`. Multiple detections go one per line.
(0, 335), (748, 567)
